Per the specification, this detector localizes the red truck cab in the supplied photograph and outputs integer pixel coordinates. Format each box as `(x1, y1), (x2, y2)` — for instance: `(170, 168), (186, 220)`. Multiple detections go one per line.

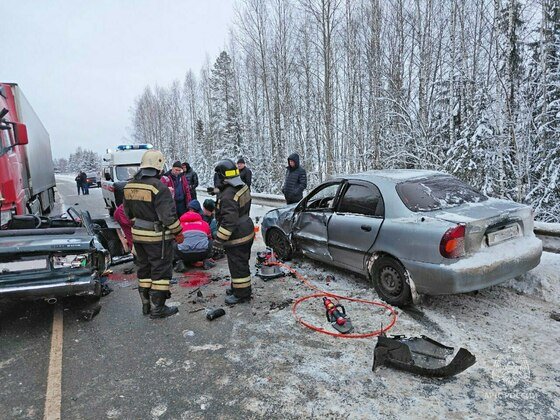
(0, 83), (56, 227)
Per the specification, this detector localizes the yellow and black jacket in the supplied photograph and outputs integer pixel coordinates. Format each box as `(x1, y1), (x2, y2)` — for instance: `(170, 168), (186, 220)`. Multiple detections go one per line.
(123, 175), (182, 243)
(215, 184), (254, 247)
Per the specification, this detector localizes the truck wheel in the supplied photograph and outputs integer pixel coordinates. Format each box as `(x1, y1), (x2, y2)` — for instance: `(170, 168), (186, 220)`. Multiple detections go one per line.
(370, 255), (412, 307)
(266, 229), (292, 260)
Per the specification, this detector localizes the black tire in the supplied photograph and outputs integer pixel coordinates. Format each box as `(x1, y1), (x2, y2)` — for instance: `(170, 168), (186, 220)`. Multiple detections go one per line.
(266, 229), (293, 260)
(370, 255), (412, 307)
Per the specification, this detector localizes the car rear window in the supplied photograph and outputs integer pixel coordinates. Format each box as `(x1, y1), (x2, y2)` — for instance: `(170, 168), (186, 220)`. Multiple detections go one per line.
(396, 176), (487, 212)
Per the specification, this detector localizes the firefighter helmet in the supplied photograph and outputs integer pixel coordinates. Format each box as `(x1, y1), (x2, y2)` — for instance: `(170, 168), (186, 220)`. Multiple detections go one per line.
(140, 150), (165, 171)
(215, 159), (244, 187)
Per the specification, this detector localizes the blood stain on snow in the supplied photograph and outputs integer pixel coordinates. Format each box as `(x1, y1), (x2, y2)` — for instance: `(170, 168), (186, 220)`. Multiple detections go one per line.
(179, 272), (211, 288)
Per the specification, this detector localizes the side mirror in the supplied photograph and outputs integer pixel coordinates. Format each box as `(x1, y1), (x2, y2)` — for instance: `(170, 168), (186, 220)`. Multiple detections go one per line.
(13, 123), (28, 145)
(104, 173), (112, 181)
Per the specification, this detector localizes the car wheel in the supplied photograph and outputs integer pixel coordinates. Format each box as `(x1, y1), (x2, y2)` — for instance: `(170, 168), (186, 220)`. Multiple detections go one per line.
(266, 229), (293, 260)
(370, 255), (412, 307)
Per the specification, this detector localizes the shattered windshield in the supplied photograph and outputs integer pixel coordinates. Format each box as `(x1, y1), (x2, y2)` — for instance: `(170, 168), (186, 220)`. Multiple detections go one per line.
(396, 176), (487, 212)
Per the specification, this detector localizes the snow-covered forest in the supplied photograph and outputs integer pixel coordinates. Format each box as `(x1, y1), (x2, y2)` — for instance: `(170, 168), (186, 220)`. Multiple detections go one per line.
(129, 0), (559, 222)
(53, 147), (101, 173)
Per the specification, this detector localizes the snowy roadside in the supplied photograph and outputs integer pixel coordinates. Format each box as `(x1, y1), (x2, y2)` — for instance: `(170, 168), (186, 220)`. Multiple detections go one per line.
(169, 239), (560, 418)
(506, 251), (560, 304)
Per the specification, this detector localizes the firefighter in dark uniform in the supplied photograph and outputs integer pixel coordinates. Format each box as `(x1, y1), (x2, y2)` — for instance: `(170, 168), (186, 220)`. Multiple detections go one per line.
(212, 159), (255, 305)
(123, 150), (184, 319)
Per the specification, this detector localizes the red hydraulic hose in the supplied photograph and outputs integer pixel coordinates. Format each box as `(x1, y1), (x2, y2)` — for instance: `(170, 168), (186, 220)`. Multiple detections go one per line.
(269, 262), (398, 339)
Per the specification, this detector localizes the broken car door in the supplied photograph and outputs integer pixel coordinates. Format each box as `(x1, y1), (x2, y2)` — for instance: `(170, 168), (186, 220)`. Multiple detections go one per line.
(291, 182), (342, 263)
(328, 181), (385, 274)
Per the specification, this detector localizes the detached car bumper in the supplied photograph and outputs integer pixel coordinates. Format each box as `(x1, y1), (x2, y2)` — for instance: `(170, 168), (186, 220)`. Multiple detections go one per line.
(402, 236), (543, 295)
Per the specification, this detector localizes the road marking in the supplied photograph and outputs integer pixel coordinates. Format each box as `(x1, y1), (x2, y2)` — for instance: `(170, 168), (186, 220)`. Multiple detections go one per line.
(44, 304), (63, 420)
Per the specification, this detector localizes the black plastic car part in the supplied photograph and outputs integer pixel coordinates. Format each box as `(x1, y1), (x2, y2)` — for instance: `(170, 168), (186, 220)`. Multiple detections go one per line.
(373, 335), (476, 377)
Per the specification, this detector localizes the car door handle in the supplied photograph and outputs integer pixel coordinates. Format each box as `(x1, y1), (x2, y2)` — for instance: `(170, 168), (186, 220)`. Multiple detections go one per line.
(361, 224), (372, 232)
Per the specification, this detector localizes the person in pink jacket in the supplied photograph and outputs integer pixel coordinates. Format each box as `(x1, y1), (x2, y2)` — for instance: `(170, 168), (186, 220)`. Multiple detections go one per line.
(174, 200), (216, 271)
(113, 204), (133, 251)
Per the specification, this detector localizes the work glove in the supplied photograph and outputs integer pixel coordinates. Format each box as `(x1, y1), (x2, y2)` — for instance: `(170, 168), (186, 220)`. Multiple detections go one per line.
(175, 232), (185, 244)
(212, 240), (224, 256)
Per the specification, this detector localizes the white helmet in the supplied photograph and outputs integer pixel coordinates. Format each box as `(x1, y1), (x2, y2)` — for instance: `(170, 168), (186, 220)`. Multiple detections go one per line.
(140, 150), (165, 171)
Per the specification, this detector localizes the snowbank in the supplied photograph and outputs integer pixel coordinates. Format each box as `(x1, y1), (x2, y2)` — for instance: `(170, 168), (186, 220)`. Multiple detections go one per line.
(505, 251), (560, 304)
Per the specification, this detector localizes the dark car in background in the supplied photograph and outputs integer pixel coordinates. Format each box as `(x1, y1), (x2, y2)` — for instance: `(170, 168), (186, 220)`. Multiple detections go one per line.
(262, 170), (542, 306)
(86, 172), (101, 188)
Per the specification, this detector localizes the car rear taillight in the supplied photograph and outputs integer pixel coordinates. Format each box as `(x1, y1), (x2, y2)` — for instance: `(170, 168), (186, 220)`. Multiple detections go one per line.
(440, 224), (465, 259)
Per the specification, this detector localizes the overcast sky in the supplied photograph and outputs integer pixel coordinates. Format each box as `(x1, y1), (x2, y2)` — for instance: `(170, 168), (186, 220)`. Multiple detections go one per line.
(2, 0), (235, 158)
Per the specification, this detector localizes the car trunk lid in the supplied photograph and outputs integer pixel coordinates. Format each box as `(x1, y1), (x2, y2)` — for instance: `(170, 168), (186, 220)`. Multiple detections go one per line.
(0, 228), (94, 254)
(429, 198), (534, 253)
(0, 228), (96, 286)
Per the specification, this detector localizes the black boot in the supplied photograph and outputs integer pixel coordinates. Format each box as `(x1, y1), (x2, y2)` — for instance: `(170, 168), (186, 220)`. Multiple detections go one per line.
(138, 287), (151, 315)
(225, 293), (251, 305)
(149, 291), (179, 319)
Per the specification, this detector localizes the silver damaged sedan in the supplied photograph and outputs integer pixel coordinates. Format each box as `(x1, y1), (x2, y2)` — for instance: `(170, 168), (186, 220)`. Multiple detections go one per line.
(261, 170), (542, 306)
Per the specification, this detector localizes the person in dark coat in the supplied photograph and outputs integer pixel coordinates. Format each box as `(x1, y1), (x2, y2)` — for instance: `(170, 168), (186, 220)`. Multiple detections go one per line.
(80, 171), (89, 195)
(161, 161), (191, 217)
(282, 153), (307, 204)
(75, 172), (83, 195)
(182, 162), (199, 200)
(202, 198), (218, 239)
(237, 158), (252, 188)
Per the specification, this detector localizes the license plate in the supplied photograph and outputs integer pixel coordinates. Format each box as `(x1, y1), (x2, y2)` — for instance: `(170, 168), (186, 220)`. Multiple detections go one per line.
(487, 224), (520, 246)
(0, 258), (48, 273)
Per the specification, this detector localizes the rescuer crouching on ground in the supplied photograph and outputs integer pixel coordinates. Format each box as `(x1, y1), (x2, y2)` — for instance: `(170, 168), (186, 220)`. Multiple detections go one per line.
(123, 150), (184, 319)
(212, 159), (255, 305)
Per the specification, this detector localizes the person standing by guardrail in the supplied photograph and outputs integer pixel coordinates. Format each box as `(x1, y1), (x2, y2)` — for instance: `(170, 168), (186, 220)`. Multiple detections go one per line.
(237, 157), (252, 188)
(282, 153), (307, 204)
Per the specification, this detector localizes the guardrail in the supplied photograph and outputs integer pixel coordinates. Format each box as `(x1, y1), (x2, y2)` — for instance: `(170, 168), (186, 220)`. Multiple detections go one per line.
(534, 222), (560, 254)
(196, 187), (286, 206)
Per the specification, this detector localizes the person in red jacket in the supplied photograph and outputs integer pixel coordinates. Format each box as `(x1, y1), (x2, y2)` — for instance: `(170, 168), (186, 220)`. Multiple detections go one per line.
(113, 204), (133, 251)
(174, 200), (216, 271)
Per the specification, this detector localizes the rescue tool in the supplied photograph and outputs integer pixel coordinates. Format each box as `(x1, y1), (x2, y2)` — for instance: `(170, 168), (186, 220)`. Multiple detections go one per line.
(323, 297), (353, 334)
(373, 334), (476, 377)
(255, 248), (285, 281)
